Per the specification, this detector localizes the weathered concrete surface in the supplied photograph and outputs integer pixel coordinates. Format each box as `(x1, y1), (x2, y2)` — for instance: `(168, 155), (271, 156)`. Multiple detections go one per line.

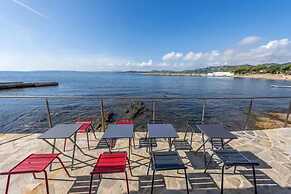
(1, 128), (291, 194)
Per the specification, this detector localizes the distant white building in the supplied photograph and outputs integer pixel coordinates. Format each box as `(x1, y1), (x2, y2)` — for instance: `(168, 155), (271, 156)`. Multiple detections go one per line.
(207, 72), (234, 77)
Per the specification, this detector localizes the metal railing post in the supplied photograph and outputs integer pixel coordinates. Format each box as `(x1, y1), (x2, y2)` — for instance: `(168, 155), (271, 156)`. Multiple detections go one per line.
(100, 99), (105, 131)
(45, 98), (54, 171)
(201, 100), (206, 123)
(244, 99), (253, 130)
(152, 101), (156, 121)
(285, 101), (291, 127)
(45, 98), (53, 128)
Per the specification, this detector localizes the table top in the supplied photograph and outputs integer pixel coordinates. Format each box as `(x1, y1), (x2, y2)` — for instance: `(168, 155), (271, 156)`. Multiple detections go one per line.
(196, 124), (237, 139)
(148, 124), (178, 138)
(39, 123), (82, 139)
(102, 124), (134, 139)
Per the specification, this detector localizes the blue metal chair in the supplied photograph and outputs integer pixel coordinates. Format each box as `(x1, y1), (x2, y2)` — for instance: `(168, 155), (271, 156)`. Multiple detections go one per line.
(147, 151), (189, 194)
(205, 150), (259, 194)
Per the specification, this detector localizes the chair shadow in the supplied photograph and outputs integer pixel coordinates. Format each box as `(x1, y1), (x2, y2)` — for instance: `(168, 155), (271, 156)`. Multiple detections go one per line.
(240, 169), (280, 188)
(67, 175), (100, 194)
(138, 174), (166, 193)
(96, 138), (116, 149)
(185, 151), (220, 170)
(187, 172), (219, 192)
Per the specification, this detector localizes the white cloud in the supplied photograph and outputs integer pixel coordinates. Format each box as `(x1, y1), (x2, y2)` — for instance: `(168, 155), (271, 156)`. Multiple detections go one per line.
(260, 38), (289, 49)
(183, 52), (203, 61)
(239, 36), (261, 45)
(160, 38), (291, 69)
(162, 52), (183, 61)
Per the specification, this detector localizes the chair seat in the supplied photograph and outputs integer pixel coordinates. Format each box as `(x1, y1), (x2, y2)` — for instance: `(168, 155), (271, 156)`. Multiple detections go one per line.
(139, 138), (157, 148)
(115, 119), (134, 124)
(215, 150), (259, 166)
(96, 137), (117, 149)
(173, 139), (192, 150)
(9, 154), (59, 174)
(92, 152), (127, 174)
(152, 151), (186, 171)
(76, 121), (92, 133)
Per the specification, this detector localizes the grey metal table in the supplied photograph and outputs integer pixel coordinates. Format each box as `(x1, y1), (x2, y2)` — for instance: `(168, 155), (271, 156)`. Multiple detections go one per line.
(195, 124), (237, 165)
(147, 124), (178, 151)
(103, 124), (134, 160)
(39, 123), (96, 170)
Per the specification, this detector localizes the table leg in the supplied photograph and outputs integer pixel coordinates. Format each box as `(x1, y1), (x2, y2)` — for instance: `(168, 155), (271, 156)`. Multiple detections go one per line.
(150, 138), (153, 153)
(168, 138), (172, 151)
(49, 138), (56, 171)
(67, 137), (97, 158)
(202, 133), (207, 166)
(71, 133), (77, 170)
(129, 138), (131, 161)
(42, 139), (94, 168)
(195, 138), (210, 152)
(190, 131), (194, 145)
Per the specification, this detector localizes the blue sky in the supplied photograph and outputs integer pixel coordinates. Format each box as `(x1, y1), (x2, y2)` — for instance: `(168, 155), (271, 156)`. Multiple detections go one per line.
(1, 0), (291, 71)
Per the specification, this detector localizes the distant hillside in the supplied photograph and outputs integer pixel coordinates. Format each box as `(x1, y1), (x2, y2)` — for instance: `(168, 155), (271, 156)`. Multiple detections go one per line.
(134, 62), (291, 75)
(192, 63), (291, 74)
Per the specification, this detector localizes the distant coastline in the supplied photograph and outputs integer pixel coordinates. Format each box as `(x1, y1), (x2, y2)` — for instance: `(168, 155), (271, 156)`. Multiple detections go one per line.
(140, 72), (291, 80)
(130, 62), (291, 81)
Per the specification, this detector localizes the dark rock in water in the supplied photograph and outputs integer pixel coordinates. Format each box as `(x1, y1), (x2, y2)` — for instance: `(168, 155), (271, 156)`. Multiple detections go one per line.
(94, 111), (114, 129)
(125, 101), (148, 119)
(104, 111), (114, 122)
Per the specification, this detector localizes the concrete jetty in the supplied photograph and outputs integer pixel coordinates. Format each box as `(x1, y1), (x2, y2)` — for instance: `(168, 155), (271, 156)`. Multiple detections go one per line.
(0, 82), (59, 90)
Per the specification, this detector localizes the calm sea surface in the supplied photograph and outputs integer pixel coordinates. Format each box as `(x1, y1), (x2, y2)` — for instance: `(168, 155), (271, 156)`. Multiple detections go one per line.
(1, 71), (291, 133)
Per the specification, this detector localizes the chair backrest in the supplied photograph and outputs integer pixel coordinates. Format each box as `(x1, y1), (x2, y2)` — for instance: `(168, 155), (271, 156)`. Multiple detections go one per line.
(115, 118), (134, 124)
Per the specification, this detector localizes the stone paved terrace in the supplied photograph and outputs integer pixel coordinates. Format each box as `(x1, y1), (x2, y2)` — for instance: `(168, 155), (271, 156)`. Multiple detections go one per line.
(1, 128), (291, 194)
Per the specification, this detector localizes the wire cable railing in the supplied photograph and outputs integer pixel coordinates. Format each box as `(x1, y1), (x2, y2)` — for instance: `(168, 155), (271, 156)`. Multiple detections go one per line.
(0, 95), (291, 131)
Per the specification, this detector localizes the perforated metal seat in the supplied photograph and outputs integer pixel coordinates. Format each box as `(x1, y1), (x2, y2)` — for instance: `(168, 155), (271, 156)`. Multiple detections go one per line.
(205, 150), (259, 194)
(0, 153), (69, 194)
(173, 139), (192, 150)
(147, 151), (189, 194)
(89, 152), (132, 194)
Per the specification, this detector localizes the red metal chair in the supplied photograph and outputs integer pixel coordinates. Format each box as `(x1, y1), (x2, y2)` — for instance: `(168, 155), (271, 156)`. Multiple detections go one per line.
(0, 153), (70, 194)
(89, 152), (132, 194)
(115, 118), (134, 125)
(114, 118), (136, 147)
(64, 120), (97, 151)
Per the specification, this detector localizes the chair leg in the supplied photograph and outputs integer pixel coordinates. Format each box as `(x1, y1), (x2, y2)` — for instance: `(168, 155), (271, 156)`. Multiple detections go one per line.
(151, 170), (155, 194)
(127, 157), (133, 176)
(86, 131), (90, 150)
(184, 169), (189, 194)
(147, 157), (152, 175)
(63, 139), (67, 152)
(56, 157), (70, 177)
(221, 165), (225, 194)
(91, 125), (98, 140)
(233, 165), (237, 174)
(204, 153), (214, 173)
(5, 174), (11, 194)
(125, 171), (130, 194)
(89, 174), (94, 194)
(252, 165), (258, 194)
(43, 170), (49, 194)
(132, 137), (136, 149)
(32, 172), (37, 179)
